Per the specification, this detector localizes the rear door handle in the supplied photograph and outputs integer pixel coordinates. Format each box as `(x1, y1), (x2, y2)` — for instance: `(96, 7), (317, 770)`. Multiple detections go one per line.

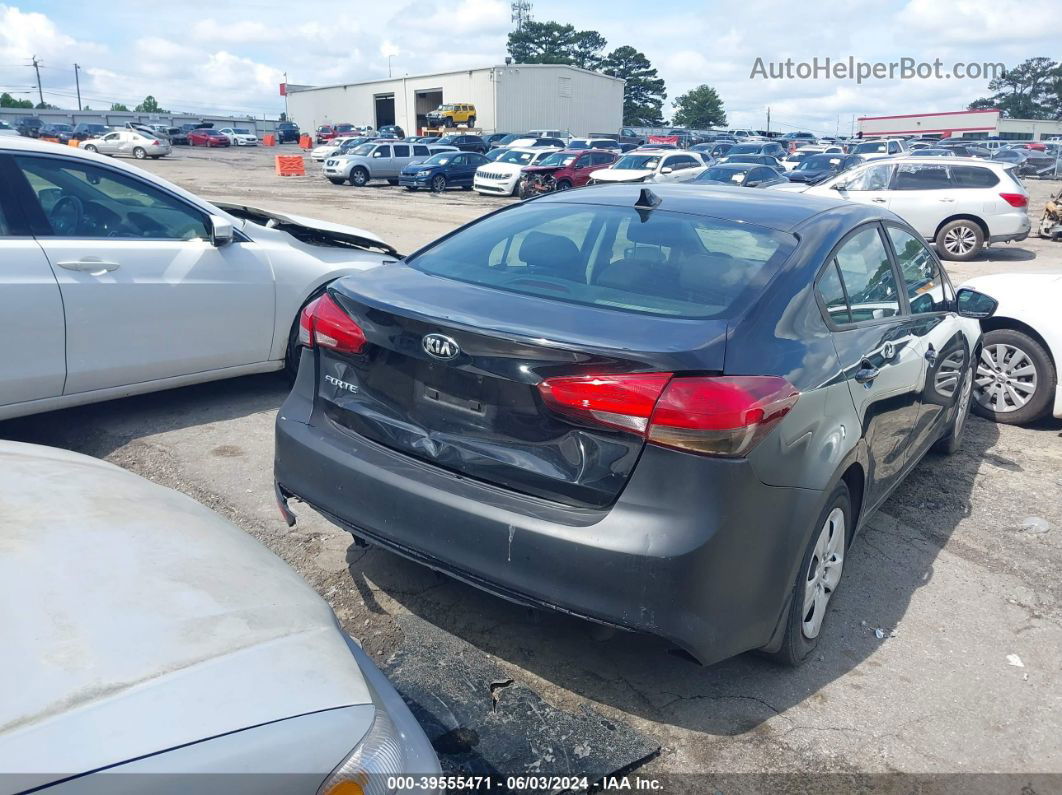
(871, 197), (887, 203)
(854, 359), (880, 383)
(57, 258), (120, 275)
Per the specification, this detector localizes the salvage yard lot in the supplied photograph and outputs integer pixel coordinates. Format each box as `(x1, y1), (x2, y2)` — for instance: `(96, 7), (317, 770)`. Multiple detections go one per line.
(5, 146), (1062, 787)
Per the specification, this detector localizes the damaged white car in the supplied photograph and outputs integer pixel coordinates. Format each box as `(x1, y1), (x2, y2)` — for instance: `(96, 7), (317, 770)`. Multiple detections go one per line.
(0, 136), (398, 421)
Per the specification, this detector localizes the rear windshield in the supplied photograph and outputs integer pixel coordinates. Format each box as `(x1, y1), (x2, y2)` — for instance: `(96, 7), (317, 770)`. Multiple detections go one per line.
(499, 149), (536, 165)
(406, 204), (794, 319)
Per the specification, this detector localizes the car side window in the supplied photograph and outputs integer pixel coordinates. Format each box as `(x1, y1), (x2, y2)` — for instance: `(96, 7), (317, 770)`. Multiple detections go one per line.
(949, 165), (999, 188)
(393, 145), (410, 157)
(591, 152), (614, 165)
(888, 141), (900, 154)
(816, 261), (850, 325)
(373, 146), (391, 158)
(831, 226), (901, 322)
(887, 226), (950, 314)
(842, 163), (892, 191)
(0, 201), (8, 236)
(894, 163), (950, 190)
(413, 145), (429, 156)
(451, 154), (467, 166)
(14, 155), (210, 240)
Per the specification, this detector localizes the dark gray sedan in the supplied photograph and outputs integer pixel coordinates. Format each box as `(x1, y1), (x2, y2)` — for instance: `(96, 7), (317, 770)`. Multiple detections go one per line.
(694, 162), (789, 187)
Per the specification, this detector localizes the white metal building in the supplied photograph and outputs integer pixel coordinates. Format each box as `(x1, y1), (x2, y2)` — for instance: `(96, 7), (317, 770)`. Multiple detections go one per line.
(858, 109), (1062, 141)
(286, 64), (625, 137)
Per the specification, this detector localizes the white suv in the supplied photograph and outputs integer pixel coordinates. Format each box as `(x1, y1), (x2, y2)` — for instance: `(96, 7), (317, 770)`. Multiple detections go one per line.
(474, 147), (561, 195)
(848, 138), (908, 160)
(793, 156), (1030, 261)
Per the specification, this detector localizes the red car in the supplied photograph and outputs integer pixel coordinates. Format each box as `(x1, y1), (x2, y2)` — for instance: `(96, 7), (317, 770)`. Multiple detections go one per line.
(518, 149), (618, 197)
(187, 128), (231, 147)
(317, 123), (356, 143)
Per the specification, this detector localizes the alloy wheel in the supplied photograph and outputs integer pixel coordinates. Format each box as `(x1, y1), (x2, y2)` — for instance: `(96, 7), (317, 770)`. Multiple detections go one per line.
(802, 507), (845, 639)
(942, 224), (977, 256)
(975, 344), (1037, 413)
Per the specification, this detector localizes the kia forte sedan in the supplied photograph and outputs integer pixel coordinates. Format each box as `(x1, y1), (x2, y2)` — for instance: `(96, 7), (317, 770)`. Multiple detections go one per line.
(275, 185), (993, 666)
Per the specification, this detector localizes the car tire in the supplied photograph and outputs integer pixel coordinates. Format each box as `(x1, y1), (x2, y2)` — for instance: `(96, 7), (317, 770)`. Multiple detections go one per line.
(350, 167), (369, 187)
(767, 481), (850, 667)
(971, 329), (1055, 425)
(132, 147), (147, 159)
(468, 116), (476, 127)
(327, 178), (346, 185)
(461, 184), (472, 191)
(387, 179), (399, 186)
(936, 219), (984, 261)
(285, 285), (329, 382)
(83, 144), (97, 153)
(932, 354), (974, 454)
(431, 175), (447, 193)
(444, 118), (454, 128)
(555, 179), (573, 191)
(405, 186), (417, 191)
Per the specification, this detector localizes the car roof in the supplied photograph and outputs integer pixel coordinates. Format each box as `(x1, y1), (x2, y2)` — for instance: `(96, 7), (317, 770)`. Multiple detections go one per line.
(532, 183), (853, 232)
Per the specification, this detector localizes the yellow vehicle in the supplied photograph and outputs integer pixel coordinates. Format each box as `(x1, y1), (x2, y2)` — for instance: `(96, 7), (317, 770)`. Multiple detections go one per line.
(426, 103), (476, 128)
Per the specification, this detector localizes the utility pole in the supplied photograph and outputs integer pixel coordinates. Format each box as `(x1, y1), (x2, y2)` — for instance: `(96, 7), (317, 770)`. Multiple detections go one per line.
(766, 107), (770, 135)
(388, 55), (393, 78)
(31, 55), (44, 106)
(74, 63), (82, 111)
(283, 71), (289, 119)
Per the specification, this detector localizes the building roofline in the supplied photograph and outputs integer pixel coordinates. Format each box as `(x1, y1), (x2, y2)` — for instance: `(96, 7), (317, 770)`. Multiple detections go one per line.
(288, 63), (624, 94)
(858, 109), (999, 121)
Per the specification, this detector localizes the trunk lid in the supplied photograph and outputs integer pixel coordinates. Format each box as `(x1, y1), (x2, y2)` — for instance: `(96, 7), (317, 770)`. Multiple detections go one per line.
(317, 266), (727, 508)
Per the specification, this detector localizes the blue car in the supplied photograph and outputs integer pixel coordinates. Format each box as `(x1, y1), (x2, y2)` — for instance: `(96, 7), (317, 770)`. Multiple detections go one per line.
(399, 151), (490, 192)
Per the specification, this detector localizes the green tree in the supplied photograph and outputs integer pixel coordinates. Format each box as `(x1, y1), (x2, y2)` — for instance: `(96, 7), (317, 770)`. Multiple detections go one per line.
(671, 84), (727, 128)
(506, 20), (606, 68)
(35, 101), (58, 109)
(969, 57), (1057, 119)
(110, 102), (129, 111)
(602, 46), (666, 126)
(134, 95), (166, 113)
(0, 92), (34, 108)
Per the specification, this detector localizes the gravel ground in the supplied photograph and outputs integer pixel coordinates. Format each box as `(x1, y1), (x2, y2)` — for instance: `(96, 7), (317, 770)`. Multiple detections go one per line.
(4, 145), (1061, 790)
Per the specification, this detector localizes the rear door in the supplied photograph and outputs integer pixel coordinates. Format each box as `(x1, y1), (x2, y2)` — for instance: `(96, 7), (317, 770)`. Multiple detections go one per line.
(390, 143), (411, 174)
(886, 162), (958, 238)
(10, 151), (275, 395)
(816, 223), (922, 507)
(0, 156), (66, 408)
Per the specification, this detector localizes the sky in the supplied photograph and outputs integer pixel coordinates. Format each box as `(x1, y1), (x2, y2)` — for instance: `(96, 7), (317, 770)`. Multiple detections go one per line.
(0, 0), (1056, 134)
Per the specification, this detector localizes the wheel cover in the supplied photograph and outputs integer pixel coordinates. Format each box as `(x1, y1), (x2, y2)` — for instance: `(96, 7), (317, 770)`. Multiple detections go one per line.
(943, 224), (977, 255)
(802, 507), (845, 640)
(353, 170), (367, 185)
(433, 176), (445, 191)
(954, 362), (973, 434)
(975, 343), (1037, 413)
(934, 349), (966, 397)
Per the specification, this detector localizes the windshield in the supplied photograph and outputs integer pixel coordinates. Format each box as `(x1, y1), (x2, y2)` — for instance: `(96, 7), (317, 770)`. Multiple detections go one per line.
(346, 143), (376, 157)
(728, 144), (760, 155)
(536, 153), (578, 167)
(852, 141), (888, 154)
(422, 153), (453, 165)
(406, 204), (794, 319)
(234, 128), (251, 134)
(50, 124), (73, 131)
(699, 166), (750, 183)
(613, 154), (661, 170)
(499, 150), (536, 165)
(798, 154), (845, 170)
(498, 134), (522, 144)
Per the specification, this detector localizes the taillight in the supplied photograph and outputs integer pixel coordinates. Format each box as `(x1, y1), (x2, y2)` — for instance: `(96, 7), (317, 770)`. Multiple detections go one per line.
(999, 192), (1027, 208)
(298, 293), (367, 354)
(538, 373), (798, 457)
(151, 139), (161, 146)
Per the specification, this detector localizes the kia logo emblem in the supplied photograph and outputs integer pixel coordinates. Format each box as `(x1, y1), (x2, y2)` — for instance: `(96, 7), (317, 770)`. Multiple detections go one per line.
(422, 333), (460, 360)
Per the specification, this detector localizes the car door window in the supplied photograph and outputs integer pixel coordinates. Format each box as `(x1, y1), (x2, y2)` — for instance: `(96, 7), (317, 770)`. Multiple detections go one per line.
(373, 146), (391, 158)
(413, 145), (429, 156)
(893, 163), (950, 190)
(949, 165), (999, 188)
(451, 154), (467, 166)
(0, 201), (8, 235)
(842, 163), (892, 191)
(816, 261), (850, 324)
(393, 145), (410, 157)
(14, 155), (210, 240)
(831, 226), (900, 322)
(888, 226), (951, 314)
(591, 152), (614, 166)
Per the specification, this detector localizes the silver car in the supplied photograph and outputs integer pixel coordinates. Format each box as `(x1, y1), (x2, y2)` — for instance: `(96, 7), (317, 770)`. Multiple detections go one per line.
(81, 129), (172, 160)
(0, 440), (440, 794)
(323, 141), (434, 186)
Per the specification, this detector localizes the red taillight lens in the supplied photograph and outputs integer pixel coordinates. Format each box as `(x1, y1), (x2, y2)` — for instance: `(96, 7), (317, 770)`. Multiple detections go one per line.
(538, 373), (798, 457)
(999, 192), (1027, 208)
(298, 293), (367, 354)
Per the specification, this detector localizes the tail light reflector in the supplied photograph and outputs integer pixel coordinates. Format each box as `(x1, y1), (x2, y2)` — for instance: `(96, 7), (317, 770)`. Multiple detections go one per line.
(538, 373), (798, 457)
(999, 193), (1027, 208)
(298, 293), (367, 354)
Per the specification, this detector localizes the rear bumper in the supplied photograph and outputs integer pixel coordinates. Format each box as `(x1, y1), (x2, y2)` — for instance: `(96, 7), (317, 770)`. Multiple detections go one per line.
(274, 372), (824, 664)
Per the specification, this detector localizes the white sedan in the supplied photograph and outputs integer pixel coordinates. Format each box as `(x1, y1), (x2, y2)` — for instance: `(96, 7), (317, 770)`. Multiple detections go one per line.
(960, 272), (1062, 424)
(588, 150), (709, 184)
(218, 126), (259, 146)
(0, 135), (398, 421)
(0, 440), (440, 793)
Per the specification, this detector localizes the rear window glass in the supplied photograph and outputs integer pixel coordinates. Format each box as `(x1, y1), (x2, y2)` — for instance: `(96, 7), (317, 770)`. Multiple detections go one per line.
(406, 204), (794, 319)
(949, 165), (999, 188)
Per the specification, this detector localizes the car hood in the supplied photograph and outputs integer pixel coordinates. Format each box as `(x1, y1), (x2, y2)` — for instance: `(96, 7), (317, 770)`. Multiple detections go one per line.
(961, 272), (1062, 297)
(214, 202), (398, 256)
(401, 163), (437, 173)
(477, 161), (525, 174)
(0, 442), (371, 784)
(522, 165), (564, 175)
(590, 168), (653, 182)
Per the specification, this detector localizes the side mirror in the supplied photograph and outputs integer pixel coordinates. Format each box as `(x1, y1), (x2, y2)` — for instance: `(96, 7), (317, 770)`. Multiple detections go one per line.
(660, 167), (673, 174)
(956, 288), (998, 319)
(745, 179), (761, 187)
(831, 182), (847, 191)
(210, 216), (234, 247)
